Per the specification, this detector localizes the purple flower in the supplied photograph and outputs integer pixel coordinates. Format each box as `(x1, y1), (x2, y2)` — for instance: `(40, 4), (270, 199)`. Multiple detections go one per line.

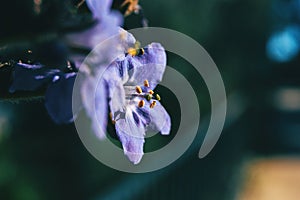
(108, 43), (171, 164)
(78, 28), (136, 140)
(80, 31), (171, 164)
(10, 62), (77, 123)
(45, 72), (78, 124)
(9, 0), (124, 124)
(9, 63), (61, 93)
(65, 0), (123, 50)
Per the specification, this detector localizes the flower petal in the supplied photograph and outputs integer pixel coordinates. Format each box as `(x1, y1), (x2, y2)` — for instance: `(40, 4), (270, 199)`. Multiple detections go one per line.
(142, 101), (171, 135)
(126, 43), (167, 89)
(45, 73), (77, 124)
(10, 63), (60, 93)
(65, 21), (119, 50)
(81, 75), (108, 139)
(87, 0), (112, 19)
(115, 109), (145, 164)
(66, 0), (123, 50)
(108, 81), (126, 118)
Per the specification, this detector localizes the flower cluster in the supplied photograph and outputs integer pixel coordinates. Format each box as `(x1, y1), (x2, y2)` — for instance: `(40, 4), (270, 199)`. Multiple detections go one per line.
(8, 0), (171, 164)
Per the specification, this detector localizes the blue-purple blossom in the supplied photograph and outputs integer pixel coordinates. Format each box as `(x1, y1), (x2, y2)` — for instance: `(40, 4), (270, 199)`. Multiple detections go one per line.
(9, 63), (61, 93)
(80, 30), (171, 164)
(108, 43), (171, 164)
(66, 0), (123, 50)
(10, 0), (125, 123)
(78, 28), (136, 140)
(45, 72), (78, 123)
(10, 62), (77, 123)
(8, 0), (170, 165)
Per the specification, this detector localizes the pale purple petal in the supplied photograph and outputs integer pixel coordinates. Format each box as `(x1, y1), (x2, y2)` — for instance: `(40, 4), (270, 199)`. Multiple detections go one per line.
(65, 22), (118, 50)
(87, 0), (123, 31)
(126, 43), (167, 89)
(149, 102), (171, 135)
(81, 76), (107, 139)
(66, 0), (123, 50)
(115, 109), (145, 164)
(108, 82), (125, 118)
(86, 0), (112, 19)
(45, 73), (77, 124)
(141, 101), (171, 135)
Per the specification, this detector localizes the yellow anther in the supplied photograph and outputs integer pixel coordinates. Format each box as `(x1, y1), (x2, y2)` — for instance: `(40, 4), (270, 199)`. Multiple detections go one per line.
(136, 86), (142, 94)
(146, 94), (152, 101)
(149, 90), (154, 95)
(138, 100), (145, 108)
(144, 80), (149, 87)
(150, 101), (157, 109)
(128, 47), (138, 56)
(156, 94), (161, 101)
(127, 42), (144, 57)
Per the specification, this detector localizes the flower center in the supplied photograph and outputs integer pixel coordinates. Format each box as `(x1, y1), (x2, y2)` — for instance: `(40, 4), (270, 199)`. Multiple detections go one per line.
(134, 79), (161, 109)
(127, 41), (145, 57)
(109, 79), (161, 124)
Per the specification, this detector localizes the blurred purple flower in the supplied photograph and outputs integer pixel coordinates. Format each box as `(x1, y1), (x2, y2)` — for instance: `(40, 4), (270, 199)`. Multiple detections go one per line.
(9, 63), (61, 92)
(9, 0), (125, 124)
(8, 0), (171, 164)
(45, 72), (78, 124)
(80, 31), (171, 164)
(10, 63), (77, 123)
(66, 0), (123, 50)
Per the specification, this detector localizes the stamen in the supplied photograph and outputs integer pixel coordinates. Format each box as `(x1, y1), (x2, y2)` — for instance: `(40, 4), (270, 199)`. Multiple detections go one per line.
(127, 41), (144, 57)
(109, 112), (116, 125)
(138, 100), (145, 108)
(146, 94), (152, 101)
(149, 90), (154, 95)
(150, 101), (157, 109)
(156, 94), (161, 101)
(144, 80), (149, 87)
(136, 86), (142, 94)
(127, 47), (138, 56)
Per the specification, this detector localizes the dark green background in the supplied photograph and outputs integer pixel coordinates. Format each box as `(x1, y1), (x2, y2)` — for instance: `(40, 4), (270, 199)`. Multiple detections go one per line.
(1, 0), (299, 199)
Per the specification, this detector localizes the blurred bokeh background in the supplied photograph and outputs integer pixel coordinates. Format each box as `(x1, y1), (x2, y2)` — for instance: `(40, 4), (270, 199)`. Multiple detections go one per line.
(1, 0), (300, 199)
